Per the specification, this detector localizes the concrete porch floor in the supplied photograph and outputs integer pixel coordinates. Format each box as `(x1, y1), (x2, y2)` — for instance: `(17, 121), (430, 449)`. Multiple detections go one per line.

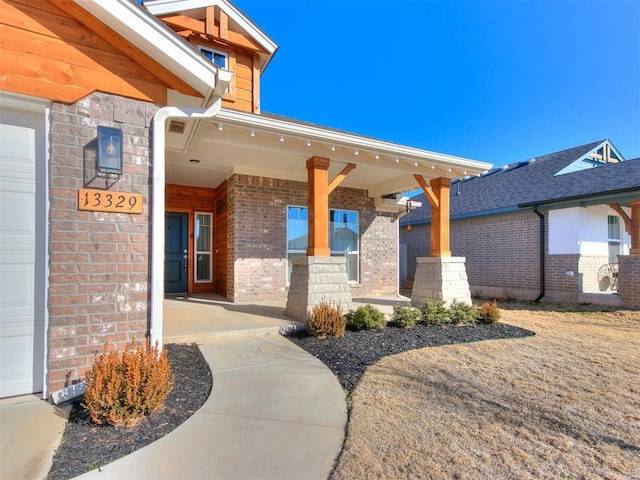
(163, 293), (410, 344)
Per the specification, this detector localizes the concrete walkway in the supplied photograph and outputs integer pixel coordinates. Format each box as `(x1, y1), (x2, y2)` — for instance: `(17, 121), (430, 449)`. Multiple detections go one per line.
(76, 334), (347, 479)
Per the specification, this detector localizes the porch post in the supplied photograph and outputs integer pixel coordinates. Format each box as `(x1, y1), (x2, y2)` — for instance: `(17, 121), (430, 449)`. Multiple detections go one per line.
(306, 156), (330, 257)
(630, 200), (640, 254)
(429, 177), (451, 257)
(411, 175), (470, 306)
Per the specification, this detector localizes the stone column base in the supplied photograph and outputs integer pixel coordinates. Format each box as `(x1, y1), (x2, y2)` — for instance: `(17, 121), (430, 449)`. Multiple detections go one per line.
(411, 256), (472, 306)
(285, 256), (353, 321)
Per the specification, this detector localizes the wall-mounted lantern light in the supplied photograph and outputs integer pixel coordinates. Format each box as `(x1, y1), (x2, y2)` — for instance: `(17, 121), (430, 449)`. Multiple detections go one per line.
(97, 126), (123, 175)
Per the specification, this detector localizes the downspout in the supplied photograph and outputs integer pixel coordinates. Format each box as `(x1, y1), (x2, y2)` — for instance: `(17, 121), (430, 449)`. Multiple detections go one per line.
(149, 71), (233, 349)
(533, 205), (545, 302)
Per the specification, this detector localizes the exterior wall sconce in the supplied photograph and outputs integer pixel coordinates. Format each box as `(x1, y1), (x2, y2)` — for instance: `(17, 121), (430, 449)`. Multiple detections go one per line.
(96, 126), (123, 175)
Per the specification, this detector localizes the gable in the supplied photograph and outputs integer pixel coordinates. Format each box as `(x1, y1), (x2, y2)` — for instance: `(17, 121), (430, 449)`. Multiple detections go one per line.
(554, 140), (624, 176)
(0, 0), (201, 104)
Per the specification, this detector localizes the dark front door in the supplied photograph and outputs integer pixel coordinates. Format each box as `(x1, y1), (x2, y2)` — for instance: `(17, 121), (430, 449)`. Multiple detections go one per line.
(165, 212), (188, 294)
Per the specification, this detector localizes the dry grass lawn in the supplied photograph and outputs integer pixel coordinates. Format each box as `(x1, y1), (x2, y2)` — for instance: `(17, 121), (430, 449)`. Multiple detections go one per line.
(331, 302), (640, 480)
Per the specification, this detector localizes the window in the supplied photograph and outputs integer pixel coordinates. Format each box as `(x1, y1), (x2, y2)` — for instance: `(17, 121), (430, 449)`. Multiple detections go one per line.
(286, 206), (359, 284)
(195, 213), (212, 282)
(608, 215), (621, 264)
(197, 45), (228, 69)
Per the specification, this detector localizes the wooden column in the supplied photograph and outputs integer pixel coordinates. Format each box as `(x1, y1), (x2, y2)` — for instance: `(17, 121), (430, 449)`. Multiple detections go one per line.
(414, 175), (451, 257)
(630, 201), (640, 254)
(306, 157), (331, 256)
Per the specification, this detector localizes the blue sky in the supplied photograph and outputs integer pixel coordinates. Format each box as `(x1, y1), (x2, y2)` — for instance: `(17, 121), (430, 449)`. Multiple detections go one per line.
(229, 0), (639, 167)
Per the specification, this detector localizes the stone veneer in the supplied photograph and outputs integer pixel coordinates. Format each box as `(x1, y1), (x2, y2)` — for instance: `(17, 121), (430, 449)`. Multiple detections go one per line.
(285, 256), (353, 321)
(47, 92), (155, 393)
(411, 257), (472, 306)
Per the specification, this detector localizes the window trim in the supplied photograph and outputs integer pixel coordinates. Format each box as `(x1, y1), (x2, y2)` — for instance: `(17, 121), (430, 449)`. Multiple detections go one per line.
(194, 211), (213, 283)
(607, 215), (621, 264)
(196, 44), (234, 99)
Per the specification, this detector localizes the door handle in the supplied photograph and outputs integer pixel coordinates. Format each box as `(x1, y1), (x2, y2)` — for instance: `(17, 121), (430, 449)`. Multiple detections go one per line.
(183, 254), (188, 271)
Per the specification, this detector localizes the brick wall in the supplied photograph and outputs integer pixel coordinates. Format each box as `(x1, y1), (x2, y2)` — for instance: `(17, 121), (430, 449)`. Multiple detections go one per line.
(227, 174), (398, 302)
(618, 255), (640, 309)
(402, 212), (542, 299)
(48, 92), (155, 393)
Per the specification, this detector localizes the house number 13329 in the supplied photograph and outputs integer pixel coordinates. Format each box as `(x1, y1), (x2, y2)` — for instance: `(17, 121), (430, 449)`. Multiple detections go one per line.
(77, 188), (143, 214)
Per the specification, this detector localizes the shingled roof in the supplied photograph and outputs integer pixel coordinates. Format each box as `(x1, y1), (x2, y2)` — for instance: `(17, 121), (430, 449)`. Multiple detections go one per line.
(404, 140), (640, 224)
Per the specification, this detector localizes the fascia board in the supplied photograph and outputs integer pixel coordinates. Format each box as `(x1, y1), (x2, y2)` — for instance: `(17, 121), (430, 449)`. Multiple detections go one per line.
(145, 0), (278, 55)
(74, 0), (218, 100)
(216, 109), (493, 174)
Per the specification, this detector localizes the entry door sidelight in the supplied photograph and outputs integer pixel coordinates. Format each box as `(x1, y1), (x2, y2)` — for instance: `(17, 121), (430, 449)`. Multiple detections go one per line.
(165, 212), (188, 294)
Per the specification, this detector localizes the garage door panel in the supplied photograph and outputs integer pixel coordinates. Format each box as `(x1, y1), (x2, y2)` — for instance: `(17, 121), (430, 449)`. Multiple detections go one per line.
(0, 106), (44, 397)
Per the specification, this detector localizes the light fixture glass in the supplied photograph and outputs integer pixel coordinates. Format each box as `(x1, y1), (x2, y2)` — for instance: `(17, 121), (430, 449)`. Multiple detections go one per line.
(432, 164), (436, 169)
(279, 135), (284, 142)
(414, 161), (418, 167)
(375, 154), (379, 160)
(331, 145), (336, 151)
(395, 157), (399, 163)
(307, 140), (311, 147)
(250, 129), (255, 137)
(218, 123), (224, 131)
(354, 149), (359, 156)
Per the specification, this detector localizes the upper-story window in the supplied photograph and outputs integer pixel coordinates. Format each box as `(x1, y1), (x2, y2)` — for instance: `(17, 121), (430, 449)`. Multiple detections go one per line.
(198, 45), (228, 69)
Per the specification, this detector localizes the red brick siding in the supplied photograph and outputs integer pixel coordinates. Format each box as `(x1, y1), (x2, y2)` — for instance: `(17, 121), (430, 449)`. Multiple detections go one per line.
(48, 93), (155, 393)
(618, 255), (640, 309)
(227, 174), (398, 302)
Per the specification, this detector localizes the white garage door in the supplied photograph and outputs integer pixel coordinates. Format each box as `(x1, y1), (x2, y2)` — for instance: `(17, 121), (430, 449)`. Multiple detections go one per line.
(0, 106), (46, 397)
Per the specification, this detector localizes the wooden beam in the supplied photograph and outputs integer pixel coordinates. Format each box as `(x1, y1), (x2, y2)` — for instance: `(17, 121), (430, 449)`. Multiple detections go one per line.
(413, 174), (439, 208)
(205, 7), (215, 35)
(608, 203), (632, 235)
(219, 9), (229, 40)
(252, 52), (260, 113)
(306, 157), (331, 257)
(429, 177), (451, 257)
(328, 163), (356, 194)
(630, 201), (640, 255)
(161, 15), (206, 34)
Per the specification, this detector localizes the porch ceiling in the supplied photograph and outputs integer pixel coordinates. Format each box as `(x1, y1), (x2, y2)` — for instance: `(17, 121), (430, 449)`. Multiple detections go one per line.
(164, 109), (493, 203)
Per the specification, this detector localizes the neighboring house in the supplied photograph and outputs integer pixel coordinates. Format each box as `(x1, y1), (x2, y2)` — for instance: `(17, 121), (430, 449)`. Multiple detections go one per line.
(401, 140), (640, 307)
(0, 0), (491, 399)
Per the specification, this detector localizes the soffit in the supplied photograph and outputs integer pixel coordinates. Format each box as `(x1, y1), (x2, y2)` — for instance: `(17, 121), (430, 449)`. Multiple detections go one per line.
(165, 111), (492, 204)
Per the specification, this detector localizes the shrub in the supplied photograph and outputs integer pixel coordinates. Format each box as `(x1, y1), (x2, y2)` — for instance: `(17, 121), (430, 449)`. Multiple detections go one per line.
(307, 300), (346, 338)
(346, 304), (386, 331)
(477, 300), (501, 324)
(419, 299), (450, 325)
(448, 300), (478, 324)
(389, 304), (421, 328)
(83, 338), (173, 427)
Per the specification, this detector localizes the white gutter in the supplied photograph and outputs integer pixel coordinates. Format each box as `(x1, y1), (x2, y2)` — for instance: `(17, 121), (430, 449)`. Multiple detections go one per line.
(217, 109), (493, 173)
(149, 70), (233, 348)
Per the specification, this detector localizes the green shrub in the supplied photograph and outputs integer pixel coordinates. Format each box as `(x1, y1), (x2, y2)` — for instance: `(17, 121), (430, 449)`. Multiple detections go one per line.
(346, 304), (386, 331)
(448, 300), (478, 324)
(389, 304), (421, 328)
(83, 338), (173, 427)
(307, 300), (346, 338)
(419, 299), (449, 324)
(477, 300), (501, 324)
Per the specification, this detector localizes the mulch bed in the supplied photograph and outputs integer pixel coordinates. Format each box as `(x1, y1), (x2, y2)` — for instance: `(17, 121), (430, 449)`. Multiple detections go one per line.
(48, 322), (534, 480)
(48, 343), (212, 480)
(287, 322), (535, 393)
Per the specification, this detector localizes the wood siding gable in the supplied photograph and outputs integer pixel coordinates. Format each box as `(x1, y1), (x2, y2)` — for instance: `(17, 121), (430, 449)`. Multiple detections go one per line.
(1, 0), (202, 104)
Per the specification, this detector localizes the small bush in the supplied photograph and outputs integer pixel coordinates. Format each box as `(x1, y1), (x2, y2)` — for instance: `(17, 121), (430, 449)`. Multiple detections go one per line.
(346, 304), (386, 331)
(83, 338), (173, 427)
(448, 300), (478, 324)
(419, 299), (450, 325)
(307, 300), (346, 338)
(389, 304), (421, 328)
(477, 300), (501, 324)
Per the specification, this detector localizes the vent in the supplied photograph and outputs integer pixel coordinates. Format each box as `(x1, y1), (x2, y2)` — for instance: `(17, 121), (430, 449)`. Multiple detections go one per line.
(168, 120), (186, 134)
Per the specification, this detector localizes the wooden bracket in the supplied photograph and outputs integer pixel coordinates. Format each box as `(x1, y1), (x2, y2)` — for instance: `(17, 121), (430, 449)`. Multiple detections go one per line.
(413, 174), (439, 208)
(328, 163), (356, 194)
(608, 203), (632, 235)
